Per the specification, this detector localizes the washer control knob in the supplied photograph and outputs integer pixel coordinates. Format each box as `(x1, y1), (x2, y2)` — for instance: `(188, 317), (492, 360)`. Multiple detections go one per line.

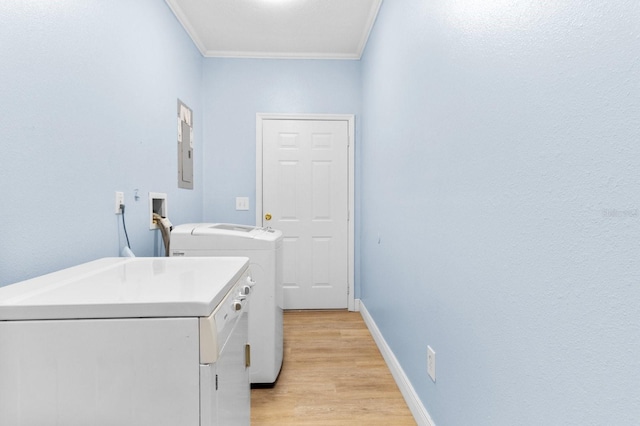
(232, 300), (243, 312)
(246, 277), (256, 287)
(240, 285), (251, 295)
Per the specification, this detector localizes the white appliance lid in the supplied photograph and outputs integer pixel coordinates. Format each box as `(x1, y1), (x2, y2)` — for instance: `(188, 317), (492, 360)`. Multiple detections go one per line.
(208, 223), (254, 232)
(173, 223), (282, 240)
(0, 257), (249, 321)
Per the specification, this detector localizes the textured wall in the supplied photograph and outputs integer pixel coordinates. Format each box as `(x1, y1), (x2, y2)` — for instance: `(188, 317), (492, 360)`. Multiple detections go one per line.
(0, 1), (203, 286)
(360, 0), (640, 424)
(200, 58), (361, 224)
(200, 58), (362, 297)
(3, 1), (639, 422)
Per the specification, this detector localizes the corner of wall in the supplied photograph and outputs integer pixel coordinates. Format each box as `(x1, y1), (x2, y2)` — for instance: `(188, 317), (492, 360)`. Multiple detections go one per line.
(359, 300), (435, 426)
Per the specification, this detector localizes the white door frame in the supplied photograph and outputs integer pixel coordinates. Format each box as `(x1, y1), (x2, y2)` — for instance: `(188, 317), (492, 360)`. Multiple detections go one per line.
(256, 113), (356, 312)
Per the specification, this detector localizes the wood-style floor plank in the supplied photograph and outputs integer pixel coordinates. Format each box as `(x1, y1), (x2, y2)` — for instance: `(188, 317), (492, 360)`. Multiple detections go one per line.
(251, 310), (416, 425)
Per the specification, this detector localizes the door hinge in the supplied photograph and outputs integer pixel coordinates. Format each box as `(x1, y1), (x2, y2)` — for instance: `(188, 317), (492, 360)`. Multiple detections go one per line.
(215, 374), (218, 390)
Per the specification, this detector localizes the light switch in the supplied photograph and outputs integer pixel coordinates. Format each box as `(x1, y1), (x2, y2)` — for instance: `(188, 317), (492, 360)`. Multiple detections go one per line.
(236, 197), (249, 211)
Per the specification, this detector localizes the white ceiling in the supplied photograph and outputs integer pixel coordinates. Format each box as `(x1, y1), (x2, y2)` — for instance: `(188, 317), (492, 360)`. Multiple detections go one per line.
(165, 0), (383, 59)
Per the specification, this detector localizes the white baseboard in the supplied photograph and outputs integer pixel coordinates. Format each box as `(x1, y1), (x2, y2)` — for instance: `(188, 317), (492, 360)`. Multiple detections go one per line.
(352, 298), (361, 312)
(359, 300), (435, 426)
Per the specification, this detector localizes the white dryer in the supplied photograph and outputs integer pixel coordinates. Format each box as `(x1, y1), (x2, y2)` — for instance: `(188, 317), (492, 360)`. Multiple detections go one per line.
(0, 257), (252, 426)
(171, 223), (283, 385)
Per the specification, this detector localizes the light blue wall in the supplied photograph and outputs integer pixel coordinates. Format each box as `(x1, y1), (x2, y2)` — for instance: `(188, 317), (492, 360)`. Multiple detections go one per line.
(200, 57), (362, 295)
(201, 58), (361, 224)
(0, 1), (203, 286)
(360, 0), (640, 424)
(3, 1), (639, 422)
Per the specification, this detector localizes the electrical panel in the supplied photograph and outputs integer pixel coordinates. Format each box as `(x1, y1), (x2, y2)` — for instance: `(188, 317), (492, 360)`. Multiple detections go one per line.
(177, 99), (193, 189)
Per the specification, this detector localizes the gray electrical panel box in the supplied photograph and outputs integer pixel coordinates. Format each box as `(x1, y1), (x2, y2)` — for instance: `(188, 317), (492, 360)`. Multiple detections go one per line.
(177, 99), (193, 189)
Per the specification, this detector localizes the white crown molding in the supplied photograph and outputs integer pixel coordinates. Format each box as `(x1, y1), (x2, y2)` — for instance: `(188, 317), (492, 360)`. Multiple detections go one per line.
(203, 50), (361, 60)
(165, 0), (207, 56)
(166, 0), (382, 60)
(356, 0), (383, 59)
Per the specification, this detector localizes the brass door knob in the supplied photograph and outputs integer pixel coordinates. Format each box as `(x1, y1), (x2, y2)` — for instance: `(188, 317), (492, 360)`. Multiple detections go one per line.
(264, 213), (272, 221)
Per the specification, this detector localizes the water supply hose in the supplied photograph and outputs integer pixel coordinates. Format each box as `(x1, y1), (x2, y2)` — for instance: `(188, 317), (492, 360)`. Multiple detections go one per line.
(152, 213), (172, 257)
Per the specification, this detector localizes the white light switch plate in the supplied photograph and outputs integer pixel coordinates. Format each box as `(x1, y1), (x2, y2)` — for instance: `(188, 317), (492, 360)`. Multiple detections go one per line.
(236, 197), (249, 211)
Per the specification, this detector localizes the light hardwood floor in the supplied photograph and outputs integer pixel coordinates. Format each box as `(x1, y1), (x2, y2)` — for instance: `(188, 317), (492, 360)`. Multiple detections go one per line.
(251, 310), (416, 425)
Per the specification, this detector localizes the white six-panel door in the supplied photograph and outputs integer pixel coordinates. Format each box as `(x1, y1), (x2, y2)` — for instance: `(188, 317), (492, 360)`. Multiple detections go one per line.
(259, 118), (351, 309)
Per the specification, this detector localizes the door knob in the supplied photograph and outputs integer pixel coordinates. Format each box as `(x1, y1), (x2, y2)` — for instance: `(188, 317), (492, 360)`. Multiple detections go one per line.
(264, 213), (272, 221)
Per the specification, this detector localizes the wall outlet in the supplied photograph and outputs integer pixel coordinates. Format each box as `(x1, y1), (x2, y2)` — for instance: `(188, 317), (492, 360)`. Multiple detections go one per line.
(427, 346), (436, 382)
(236, 197), (249, 211)
(115, 192), (124, 214)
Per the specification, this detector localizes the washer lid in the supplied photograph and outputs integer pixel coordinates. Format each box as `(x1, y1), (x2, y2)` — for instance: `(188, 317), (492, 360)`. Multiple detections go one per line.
(206, 223), (255, 233)
(190, 223), (262, 238)
(171, 222), (282, 247)
(0, 257), (249, 321)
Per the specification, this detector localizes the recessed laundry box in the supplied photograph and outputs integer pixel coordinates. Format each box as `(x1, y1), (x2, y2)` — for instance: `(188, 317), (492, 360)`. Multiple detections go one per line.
(171, 223), (284, 385)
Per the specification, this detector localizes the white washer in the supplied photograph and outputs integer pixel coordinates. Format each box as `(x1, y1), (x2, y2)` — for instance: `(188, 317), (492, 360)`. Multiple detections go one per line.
(0, 257), (252, 426)
(171, 223), (283, 385)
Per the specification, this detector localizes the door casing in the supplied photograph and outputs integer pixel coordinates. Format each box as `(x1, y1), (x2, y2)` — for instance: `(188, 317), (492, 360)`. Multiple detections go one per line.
(256, 113), (356, 312)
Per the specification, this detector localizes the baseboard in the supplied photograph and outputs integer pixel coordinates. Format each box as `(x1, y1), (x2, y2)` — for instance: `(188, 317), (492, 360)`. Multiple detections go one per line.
(359, 301), (435, 426)
(353, 298), (361, 312)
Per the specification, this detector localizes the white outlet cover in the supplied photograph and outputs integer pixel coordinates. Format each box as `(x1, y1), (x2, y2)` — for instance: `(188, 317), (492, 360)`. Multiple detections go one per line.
(115, 192), (124, 214)
(427, 346), (436, 382)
